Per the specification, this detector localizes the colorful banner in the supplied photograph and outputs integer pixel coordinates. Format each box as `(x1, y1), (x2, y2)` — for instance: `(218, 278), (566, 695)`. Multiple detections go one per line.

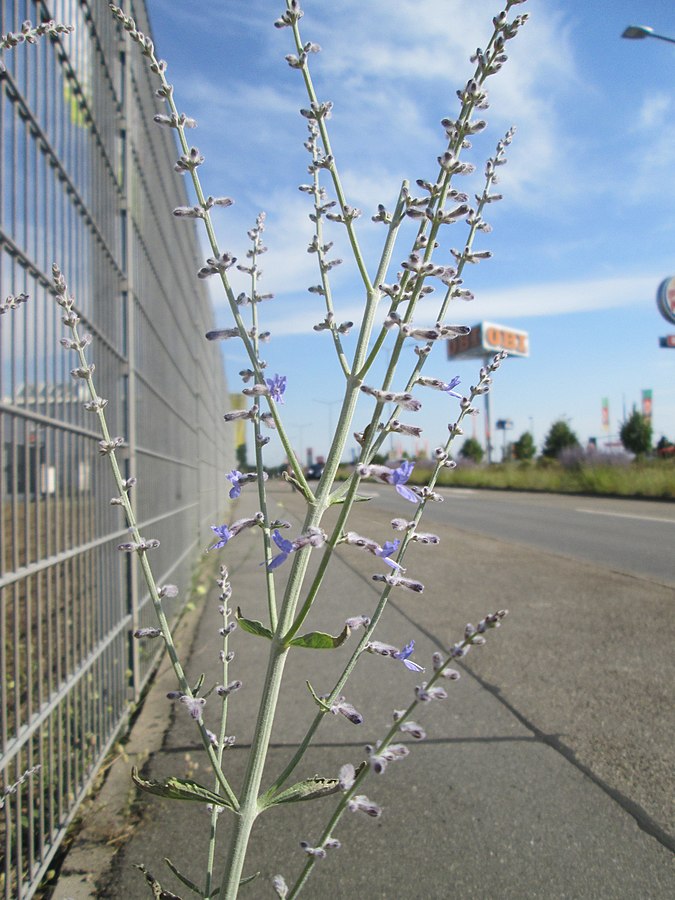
(601, 397), (610, 432)
(641, 389), (653, 423)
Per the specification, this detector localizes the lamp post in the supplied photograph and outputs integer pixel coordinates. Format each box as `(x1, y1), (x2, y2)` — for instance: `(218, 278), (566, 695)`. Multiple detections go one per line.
(313, 398), (341, 449)
(621, 24), (675, 45)
(289, 422), (311, 466)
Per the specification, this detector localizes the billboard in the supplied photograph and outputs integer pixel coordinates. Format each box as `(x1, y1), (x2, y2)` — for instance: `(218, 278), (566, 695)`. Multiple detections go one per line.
(641, 389), (653, 423)
(447, 322), (529, 359)
(657, 277), (675, 326)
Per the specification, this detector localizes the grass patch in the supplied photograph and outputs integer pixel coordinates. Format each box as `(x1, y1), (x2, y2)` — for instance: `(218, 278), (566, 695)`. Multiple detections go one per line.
(336, 459), (675, 499)
(428, 459), (675, 499)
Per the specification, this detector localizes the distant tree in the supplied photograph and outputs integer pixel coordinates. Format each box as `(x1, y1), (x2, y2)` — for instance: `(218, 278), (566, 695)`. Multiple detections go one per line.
(542, 419), (580, 459)
(620, 408), (652, 457)
(513, 431), (536, 461)
(460, 437), (484, 464)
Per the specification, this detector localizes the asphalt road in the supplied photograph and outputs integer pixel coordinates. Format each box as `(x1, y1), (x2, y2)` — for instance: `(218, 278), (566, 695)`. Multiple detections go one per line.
(367, 487), (675, 586)
(260, 484), (675, 849)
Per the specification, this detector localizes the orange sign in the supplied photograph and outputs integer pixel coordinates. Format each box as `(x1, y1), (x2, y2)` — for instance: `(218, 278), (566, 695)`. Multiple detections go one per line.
(448, 322), (529, 359)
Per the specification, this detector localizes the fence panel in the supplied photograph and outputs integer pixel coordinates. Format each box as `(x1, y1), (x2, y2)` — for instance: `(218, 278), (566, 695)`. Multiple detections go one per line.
(0, 2), (231, 895)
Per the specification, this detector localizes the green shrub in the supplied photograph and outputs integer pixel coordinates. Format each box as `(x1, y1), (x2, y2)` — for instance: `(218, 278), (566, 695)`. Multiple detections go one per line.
(513, 431), (536, 460)
(460, 437), (484, 464)
(620, 408), (652, 457)
(542, 419), (579, 458)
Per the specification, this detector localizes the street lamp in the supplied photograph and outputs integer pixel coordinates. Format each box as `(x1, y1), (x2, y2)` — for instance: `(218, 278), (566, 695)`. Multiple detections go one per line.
(621, 24), (675, 45)
(313, 398), (341, 446)
(289, 422), (311, 466)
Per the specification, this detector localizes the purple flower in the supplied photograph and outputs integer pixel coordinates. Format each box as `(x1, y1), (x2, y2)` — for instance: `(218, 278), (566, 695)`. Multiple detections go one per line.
(345, 614), (371, 630)
(347, 794), (382, 817)
(389, 461), (417, 503)
(179, 695), (206, 719)
(266, 373), (287, 403)
(267, 529), (294, 570)
(398, 719), (427, 740)
(299, 841), (326, 860)
(209, 524), (233, 550)
(442, 375), (462, 400)
(330, 696), (364, 725)
(375, 539), (404, 571)
(226, 470), (244, 499)
(394, 640), (425, 672)
(415, 682), (447, 701)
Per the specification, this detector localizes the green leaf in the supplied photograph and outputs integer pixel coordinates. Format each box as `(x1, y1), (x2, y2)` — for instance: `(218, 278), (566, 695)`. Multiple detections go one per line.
(289, 624), (350, 649)
(305, 680), (331, 711)
(282, 469), (314, 502)
(262, 776), (340, 808)
(164, 859), (201, 896)
(131, 767), (235, 810)
(235, 608), (273, 640)
(330, 492), (372, 505)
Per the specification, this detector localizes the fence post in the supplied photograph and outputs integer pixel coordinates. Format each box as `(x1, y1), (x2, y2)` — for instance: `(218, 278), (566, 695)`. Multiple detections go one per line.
(118, 41), (141, 703)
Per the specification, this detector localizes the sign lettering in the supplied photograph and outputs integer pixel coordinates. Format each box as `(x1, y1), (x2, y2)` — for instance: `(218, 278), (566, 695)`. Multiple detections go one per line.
(447, 322), (530, 360)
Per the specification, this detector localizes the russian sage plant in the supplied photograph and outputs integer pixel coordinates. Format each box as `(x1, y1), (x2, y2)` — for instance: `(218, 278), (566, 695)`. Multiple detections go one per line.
(3, 1), (528, 897)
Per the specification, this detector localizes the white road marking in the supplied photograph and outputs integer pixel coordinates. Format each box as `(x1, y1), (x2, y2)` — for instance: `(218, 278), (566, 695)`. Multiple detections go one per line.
(576, 508), (675, 525)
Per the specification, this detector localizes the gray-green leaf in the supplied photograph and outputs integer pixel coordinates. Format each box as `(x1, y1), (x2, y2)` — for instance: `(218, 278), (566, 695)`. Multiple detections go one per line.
(163, 859), (201, 896)
(330, 492), (372, 505)
(262, 776), (340, 808)
(131, 768), (235, 810)
(236, 608), (273, 640)
(289, 624), (350, 649)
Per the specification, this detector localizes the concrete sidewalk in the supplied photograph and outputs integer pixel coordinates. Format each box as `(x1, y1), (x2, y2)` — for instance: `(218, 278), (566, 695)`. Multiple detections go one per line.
(54, 484), (675, 899)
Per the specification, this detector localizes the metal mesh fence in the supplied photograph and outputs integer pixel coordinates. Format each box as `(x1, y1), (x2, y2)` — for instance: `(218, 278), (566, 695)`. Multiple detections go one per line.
(0, 2), (231, 895)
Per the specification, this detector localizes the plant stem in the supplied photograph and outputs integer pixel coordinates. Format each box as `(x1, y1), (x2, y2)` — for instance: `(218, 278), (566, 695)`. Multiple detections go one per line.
(219, 640), (288, 897)
(53, 268), (239, 810)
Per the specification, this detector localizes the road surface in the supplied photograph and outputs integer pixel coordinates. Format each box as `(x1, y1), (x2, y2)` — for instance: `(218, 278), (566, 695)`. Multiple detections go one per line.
(368, 486), (675, 586)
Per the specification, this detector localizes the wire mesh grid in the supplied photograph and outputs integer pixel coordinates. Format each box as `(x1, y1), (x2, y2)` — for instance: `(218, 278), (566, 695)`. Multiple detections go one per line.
(0, 2), (231, 895)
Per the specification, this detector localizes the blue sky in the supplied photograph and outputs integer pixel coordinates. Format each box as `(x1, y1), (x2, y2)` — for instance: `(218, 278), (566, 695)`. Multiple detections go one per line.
(146, 0), (675, 465)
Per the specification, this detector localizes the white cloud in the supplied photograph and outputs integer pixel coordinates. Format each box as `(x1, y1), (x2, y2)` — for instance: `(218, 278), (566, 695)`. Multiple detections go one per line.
(626, 93), (675, 201)
(206, 194), (317, 312)
(153, 0), (592, 261)
(253, 272), (659, 337)
(302, 0), (580, 208)
(637, 92), (671, 129)
(182, 76), (298, 123)
(149, 0), (269, 40)
(471, 273), (657, 319)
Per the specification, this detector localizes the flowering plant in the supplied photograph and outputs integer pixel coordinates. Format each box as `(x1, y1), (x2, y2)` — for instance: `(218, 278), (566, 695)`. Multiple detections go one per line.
(3, 1), (528, 897)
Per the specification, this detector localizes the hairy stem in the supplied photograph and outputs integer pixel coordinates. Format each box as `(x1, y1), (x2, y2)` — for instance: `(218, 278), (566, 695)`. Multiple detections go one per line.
(52, 266), (238, 810)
